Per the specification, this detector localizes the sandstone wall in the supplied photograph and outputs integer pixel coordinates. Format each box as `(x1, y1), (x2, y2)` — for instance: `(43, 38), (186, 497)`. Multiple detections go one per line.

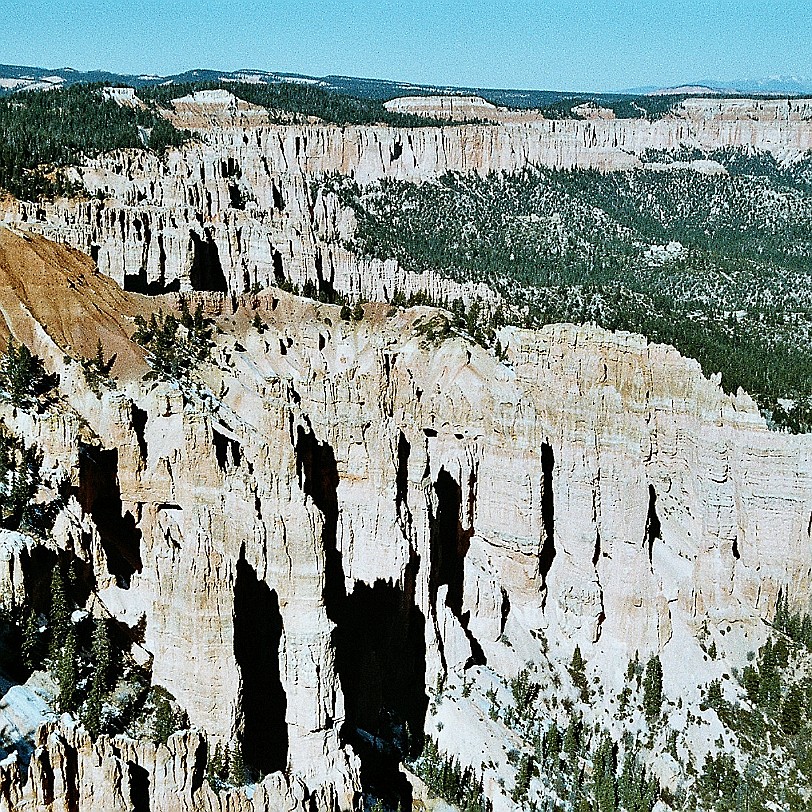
(3, 97), (812, 299)
(1, 235), (808, 808)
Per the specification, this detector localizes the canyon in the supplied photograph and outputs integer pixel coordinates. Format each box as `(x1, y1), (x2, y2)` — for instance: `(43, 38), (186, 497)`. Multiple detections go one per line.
(4, 94), (812, 303)
(0, 92), (810, 811)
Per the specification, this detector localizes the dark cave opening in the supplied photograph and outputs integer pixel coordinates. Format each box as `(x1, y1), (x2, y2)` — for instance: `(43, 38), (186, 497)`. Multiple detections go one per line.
(430, 469), (485, 668)
(314, 250), (337, 302)
(128, 762), (150, 812)
(228, 184), (245, 210)
(273, 250), (285, 284)
(20, 545), (58, 614)
(271, 182), (285, 211)
(500, 587), (511, 635)
(233, 550), (288, 775)
(332, 572), (427, 809)
(396, 431), (410, 518)
(190, 739), (206, 794)
(539, 443), (556, 588)
(76, 444), (142, 588)
(431, 470), (471, 617)
(220, 158), (239, 178)
(189, 231), (228, 292)
(131, 405), (148, 462)
(64, 744), (79, 812)
(212, 429), (242, 471)
(295, 426), (426, 807)
(644, 484), (662, 564)
(295, 426), (342, 610)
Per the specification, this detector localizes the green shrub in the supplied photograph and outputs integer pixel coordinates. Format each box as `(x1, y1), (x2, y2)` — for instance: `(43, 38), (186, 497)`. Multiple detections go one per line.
(132, 301), (212, 380)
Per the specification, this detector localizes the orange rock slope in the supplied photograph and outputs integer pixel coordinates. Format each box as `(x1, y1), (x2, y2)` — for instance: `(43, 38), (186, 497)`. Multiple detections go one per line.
(0, 226), (151, 376)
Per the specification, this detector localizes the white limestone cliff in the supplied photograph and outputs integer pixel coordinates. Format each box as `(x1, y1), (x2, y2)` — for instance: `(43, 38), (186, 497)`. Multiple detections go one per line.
(0, 228), (808, 810)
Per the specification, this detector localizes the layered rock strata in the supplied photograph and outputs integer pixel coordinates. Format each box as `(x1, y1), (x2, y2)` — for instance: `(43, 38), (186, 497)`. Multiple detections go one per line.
(0, 228), (809, 810)
(3, 95), (812, 299)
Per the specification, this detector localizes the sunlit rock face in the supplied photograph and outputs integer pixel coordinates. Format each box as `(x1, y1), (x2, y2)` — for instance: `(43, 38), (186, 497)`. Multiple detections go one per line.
(4, 95), (812, 301)
(0, 94), (811, 811)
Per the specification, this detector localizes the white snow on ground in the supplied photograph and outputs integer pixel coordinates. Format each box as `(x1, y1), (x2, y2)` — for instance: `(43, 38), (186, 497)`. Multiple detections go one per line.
(0, 671), (57, 757)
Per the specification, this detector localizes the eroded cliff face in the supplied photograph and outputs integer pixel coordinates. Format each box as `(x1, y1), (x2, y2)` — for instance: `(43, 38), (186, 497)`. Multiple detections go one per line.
(4, 95), (812, 303)
(0, 228), (809, 811)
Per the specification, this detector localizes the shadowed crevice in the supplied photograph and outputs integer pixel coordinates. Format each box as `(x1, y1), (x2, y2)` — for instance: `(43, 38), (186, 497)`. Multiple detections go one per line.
(539, 443), (556, 593)
(189, 231), (227, 292)
(233, 550), (288, 775)
(644, 484), (662, 565)
(76, 444), (142, 588)
(128, 762), (150, 812)
(295, 426), (423, 807)
(430, 468), (486, 669)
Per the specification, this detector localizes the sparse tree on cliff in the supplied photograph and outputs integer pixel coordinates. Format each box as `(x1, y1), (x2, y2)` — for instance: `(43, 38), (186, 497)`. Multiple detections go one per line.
(228, 741), (246, 786)
(643, 655), (663, 722)
(49, 562), (70, 660)
(57, 626), (78, 712)
(0, 340), (48, 407)
(83, 617), (112, 737)
(21, 608), (41, 672)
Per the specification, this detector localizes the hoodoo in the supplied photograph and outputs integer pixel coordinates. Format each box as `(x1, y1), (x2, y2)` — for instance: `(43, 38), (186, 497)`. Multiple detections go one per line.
(0, 66), (810, 812)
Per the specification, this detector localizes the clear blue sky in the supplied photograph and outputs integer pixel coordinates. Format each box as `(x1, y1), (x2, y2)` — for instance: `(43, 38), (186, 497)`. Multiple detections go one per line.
(0, 0), (809, 91)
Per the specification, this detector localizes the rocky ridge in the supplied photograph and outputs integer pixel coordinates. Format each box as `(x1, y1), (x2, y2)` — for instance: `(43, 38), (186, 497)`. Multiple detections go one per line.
(0, 94), (811, 811)
(0, 226), (808, 810)
(4, 94), (812, 304)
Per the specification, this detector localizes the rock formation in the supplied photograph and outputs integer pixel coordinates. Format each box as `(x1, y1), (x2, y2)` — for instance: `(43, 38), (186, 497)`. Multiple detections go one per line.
(4, 94), (812, 302)
(0, 93), (811, 811)
(0, 223), (808, 810)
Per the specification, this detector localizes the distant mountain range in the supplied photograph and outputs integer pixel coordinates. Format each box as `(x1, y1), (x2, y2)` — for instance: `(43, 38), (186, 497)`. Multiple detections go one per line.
(705, 76), (812, 95)
(2, 63), (811, 103)
(0, 63), (633, 108)
(624, 76), (812, 96)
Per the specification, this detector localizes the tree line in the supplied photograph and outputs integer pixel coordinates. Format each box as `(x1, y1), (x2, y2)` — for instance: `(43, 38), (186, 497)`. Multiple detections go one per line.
(0, 84), (188, 200)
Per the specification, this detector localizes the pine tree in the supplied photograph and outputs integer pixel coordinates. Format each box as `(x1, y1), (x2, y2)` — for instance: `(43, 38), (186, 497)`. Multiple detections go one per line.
(83, 684), (102, 738)
(57, 626), (78, 713)
(9, 445), (40, 530)
(21, 608), (40, 671)
(511, 753), (535, 804)
(49, 562), (70, 660)
(90, 617), (111, 691)
(642, 655), (663, 722)
(1, 340), (47, 407)
(781, 683), (803, 735)
(207, 740), (224, 782)
(564, 715), (581, 764)
(154, 697), (176, 744)
(228, 741), (245, 786)
(593, 733), (617, 812)
(83, 617), (112, 737)
(570, 645), (589, 700)
(742, 664), (760, 704)
(619, 750), (658, 812)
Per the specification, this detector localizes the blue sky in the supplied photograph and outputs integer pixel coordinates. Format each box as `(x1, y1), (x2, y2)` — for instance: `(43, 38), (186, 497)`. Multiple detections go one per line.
(0, 0), (809, 91)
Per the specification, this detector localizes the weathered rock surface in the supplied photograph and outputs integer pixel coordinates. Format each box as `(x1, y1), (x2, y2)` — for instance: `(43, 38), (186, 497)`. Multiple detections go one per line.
(0, 227), (809, 810)
(4, 96), (812, 300)
(382, 95), (546, 124)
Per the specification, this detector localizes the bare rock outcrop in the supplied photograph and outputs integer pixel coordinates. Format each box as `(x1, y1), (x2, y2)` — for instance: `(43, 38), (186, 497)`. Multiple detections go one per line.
(4, 96), (812, 300)
(0, 228), (808, 810)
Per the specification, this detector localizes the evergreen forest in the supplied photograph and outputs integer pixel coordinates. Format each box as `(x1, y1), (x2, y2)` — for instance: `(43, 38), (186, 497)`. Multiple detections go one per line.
(321, 150), (812, 432)
(0, 84), (188, 199)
